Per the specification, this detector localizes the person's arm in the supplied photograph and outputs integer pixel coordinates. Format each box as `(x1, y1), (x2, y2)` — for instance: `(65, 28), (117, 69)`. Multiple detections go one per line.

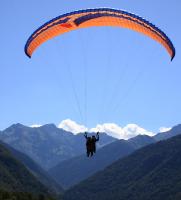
(84, 132), (88, 139)
(96, 132), (99, 141)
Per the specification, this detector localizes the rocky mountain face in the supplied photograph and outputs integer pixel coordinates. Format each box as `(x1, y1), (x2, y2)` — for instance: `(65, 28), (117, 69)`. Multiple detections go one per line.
(0, 123), (116, 170)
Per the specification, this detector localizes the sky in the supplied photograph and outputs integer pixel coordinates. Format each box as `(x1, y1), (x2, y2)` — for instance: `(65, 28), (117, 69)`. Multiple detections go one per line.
(0, 0), (180, 138)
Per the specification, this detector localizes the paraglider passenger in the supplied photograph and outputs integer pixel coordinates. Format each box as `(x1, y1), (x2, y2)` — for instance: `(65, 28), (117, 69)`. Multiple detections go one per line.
(91, 132), (99, 153)
(84, 132), (93, 157)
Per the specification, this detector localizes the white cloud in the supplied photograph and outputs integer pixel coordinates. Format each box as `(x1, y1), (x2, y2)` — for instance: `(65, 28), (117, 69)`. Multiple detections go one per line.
(123, 124), (155, 139)
(30, 120), (172, 140)
(90, 123), (124, 139)
(90, 123), (155, 139)
(30, 124), (42, 128)
(57, 119), (155, 139)
(159, 127), (171, 133)
(58, 119), (88, 134)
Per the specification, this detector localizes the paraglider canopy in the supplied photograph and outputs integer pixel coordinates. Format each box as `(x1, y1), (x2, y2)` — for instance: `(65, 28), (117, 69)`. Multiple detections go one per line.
(25, 8), (175, 60)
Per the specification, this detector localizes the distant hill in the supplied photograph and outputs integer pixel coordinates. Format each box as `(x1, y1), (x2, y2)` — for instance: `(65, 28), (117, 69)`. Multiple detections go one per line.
(154, 124), (181, 141)
(128, 134), (155, 149)
(0, 142), (50, 196)
(63, 135), (181, 200)
(49, 135), (155, 189)
(0, 123), (116, 169)
(0, 141), (63, 194)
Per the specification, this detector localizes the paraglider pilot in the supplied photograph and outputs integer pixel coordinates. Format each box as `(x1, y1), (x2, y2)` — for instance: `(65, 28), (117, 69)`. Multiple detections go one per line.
(84, 132), (99, 157)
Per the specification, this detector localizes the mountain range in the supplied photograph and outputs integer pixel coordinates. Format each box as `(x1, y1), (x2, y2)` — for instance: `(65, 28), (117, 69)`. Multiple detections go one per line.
(0, 123), (116, 170)
(49, 135), (155, 189)
(63, 134), (181, 200)
(48, 124), (181, 189)
(0, 123), (181, 200)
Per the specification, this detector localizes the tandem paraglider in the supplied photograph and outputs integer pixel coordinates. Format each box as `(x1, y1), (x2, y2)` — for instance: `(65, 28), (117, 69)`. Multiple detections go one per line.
(84, 132), (99, 157)
(24, 8), (175, 156)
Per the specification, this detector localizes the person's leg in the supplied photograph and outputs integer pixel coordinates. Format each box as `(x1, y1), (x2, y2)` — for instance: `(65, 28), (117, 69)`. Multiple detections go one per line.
(93, 146), (96, 153)
(87, 149), (90, 157)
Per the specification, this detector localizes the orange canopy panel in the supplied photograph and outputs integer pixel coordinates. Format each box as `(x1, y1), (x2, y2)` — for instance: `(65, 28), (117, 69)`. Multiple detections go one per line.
(25, 8), (175, 60)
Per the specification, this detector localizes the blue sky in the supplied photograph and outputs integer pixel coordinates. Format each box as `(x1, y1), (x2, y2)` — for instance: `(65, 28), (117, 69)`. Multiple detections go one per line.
(0, 0), (180, 133)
